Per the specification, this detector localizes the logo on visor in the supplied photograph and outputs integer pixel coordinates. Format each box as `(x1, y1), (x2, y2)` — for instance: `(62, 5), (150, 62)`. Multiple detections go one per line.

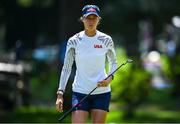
(87, 8), (97, 12)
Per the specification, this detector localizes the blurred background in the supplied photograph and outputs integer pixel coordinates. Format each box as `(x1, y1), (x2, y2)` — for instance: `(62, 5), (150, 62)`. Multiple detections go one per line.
(0, 0), (180, 123)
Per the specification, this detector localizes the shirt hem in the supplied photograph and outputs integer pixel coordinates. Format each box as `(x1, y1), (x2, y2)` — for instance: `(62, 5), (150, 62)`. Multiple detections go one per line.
(72, 88), (111, 95)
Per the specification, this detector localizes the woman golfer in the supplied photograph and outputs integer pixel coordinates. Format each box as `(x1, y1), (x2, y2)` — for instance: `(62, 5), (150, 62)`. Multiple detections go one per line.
(56, 5), (117, 123)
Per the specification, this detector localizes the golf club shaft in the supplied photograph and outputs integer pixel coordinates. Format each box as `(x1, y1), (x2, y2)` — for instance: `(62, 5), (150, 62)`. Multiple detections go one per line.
(58, 60), (131, 122)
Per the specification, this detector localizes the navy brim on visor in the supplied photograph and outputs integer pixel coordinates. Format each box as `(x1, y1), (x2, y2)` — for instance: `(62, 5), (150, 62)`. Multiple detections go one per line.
(82, 5), (100, 17)
(83, 12), (100, 17)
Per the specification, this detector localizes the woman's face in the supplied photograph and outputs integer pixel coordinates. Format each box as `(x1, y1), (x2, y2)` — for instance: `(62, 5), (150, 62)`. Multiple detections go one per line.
(82, 14), (100, 31)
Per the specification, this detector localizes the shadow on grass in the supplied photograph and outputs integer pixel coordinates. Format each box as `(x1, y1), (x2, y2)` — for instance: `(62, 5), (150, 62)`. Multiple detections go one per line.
(0, 106), (71, 123)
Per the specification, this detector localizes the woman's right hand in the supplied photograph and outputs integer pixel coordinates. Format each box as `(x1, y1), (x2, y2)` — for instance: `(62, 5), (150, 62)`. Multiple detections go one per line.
(56, 94), (64, 112)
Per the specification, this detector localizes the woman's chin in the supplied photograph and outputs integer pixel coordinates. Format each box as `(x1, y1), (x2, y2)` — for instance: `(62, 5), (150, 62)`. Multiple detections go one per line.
(87, 27), (95, 31)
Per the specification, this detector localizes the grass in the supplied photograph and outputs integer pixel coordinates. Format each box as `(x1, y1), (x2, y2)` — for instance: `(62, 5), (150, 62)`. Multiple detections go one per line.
(135, 107), (180, 123)
(106, 88), (180, 123)
(1, 89), (180, 123)
(106, 107), (180, 123)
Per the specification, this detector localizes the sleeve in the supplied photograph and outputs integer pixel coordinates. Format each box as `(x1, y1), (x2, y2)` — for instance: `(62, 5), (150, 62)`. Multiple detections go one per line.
(106, 37), (117, 76)
(57, 39), (75, 92)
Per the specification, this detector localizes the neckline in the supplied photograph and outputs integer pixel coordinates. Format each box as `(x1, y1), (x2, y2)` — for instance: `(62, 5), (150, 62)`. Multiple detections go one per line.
(84, 30), (98, 38)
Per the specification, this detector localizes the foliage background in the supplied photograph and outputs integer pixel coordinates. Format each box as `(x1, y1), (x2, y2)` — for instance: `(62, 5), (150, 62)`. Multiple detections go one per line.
(0, 0), (180, 123)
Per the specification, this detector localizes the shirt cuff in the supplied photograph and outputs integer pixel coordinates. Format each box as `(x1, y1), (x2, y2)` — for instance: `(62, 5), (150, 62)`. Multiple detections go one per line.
(56, 90), (64, 95)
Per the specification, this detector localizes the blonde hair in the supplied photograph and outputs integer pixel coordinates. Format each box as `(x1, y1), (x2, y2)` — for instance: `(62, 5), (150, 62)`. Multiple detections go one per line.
(79, 16), (101, 24)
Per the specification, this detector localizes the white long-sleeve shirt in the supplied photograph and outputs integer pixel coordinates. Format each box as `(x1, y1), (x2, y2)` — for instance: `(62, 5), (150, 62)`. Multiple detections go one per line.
(58, 30), (117, 94)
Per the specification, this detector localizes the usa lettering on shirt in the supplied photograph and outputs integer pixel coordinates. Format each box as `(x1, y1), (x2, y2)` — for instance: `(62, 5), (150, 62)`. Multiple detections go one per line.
(94, 44), (102, 48)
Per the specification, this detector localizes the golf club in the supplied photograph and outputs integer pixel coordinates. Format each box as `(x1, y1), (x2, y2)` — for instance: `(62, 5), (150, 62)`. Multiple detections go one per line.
(58, 59), (133, 122)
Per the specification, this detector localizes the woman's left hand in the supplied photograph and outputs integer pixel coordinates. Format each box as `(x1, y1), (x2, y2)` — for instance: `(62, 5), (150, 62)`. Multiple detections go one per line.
(97, 76), (113, 87)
